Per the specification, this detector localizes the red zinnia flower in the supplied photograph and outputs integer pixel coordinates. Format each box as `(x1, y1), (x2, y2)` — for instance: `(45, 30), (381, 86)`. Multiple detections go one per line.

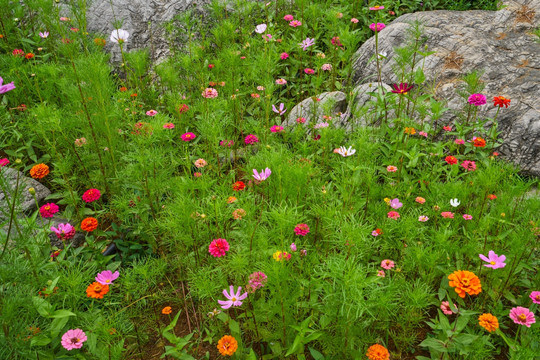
(82, 188), (101, 203)
(178, 104), (189, 114)
(232, 181), (245, 191)
(493, 96), (510, 108)
(445, 156), (458, 165)
(391, 83), (414, 95)
(472, 137), (486, 148)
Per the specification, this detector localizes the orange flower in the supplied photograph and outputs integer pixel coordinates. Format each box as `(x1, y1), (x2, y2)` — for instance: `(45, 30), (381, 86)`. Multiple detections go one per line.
(404, 127), (416, 135)
(94, 38), (106, 46)
(448, 270), (482, 298)
(162, 306), (172, 315)
(493, 96), (510, 108)
(478, 313), (499, 332)
(30, 163), (50, 179)
(81, 217), (98, 232)
(86, 281), (109, 299)
(227, 196), (237, 204)
(366, 344), (390, 360)
(217, 335), (238, 356)
(473, 137), (486, 148)
(119, 86), (127, 92)
(25, 53), (35, 59)
(130, 93), (138, 98)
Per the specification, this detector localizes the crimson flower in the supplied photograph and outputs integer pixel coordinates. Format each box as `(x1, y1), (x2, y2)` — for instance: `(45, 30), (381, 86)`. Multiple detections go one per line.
(391, 83), (414, 95)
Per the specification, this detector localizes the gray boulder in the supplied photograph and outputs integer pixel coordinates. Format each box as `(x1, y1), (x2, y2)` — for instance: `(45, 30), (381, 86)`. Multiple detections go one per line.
(285, 91), (348, 128)
(351, 0), (540, 176)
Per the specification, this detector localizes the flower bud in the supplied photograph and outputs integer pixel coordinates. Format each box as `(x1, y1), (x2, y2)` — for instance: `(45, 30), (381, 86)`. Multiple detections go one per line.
(28, 187), (36, 195)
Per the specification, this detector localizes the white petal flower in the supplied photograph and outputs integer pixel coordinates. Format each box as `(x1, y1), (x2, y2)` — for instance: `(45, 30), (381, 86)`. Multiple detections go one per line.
(336, 146), (356, 157)
(110, 29), (129, 44)
(255, 24), (267, 34)
(450, 198), (460, 207)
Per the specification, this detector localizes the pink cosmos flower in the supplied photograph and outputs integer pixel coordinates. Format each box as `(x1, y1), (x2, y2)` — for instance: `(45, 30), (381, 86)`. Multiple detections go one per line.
(272, 103), (287, 115)
(218, 285), (248, 309)
(454, 139), (465, 145)
(296, 117), (306, 124)
(387, 211), (400, 219)
(40, 203), (59, 218)
(82, 188), (101, 203)
(0, 158), (9, 167)
(299, 37), (315, 51)
(289, 20), (302, 27)
(479, 250), (506, 269)
(270, 125), (284, 133)
(290, 243), (297, 252)
(181, 132), (196, 141)
(381, 259), (395, 269)
(369, 23), (386, 32)
(416, 197), (426, 204)
(276, 78), (287, 85)
(209, 238), (230, 257)
(304, 68), (315, 75)
(0, 76), (16, 94)
(61, 329), (87, 351)
(440, 301), (457, 315)
(253, 168), (271, 181)
(163, 123), (175, 129)
(351, 18), (359, 23)
(390, 198), (403, 209)
(244, 134), (259, 145)
(50, 223), (75, 240)
(418, 215), (429, 222)
(39, 31), (49, 38)
(280, 52), (289, 60)
(283, 15), (294, 21)
(387, 165), (397, 172)
(461, 160), (476, 171)
(248, 272), (267, 293)
(441, 211), (454, 219)
(146, 110), (157, 116)
(530, 291), (540, 305)
(321, 64), (332, 71)
(371, 229), (381, 236)
(95, 270), (120, 285)
(377, 270), (385, 277)
(463, 214), (473, 220)
(468, 93), (487, 106)
(294, 224), (310, 236)
(509, 307), (536, 327)
(202, 88), (218, 98)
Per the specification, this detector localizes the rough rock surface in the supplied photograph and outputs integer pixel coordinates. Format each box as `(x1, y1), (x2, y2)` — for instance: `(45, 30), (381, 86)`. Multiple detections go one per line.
(352, 0), (540, 176)
(285, 91), (348, 128)
(0, 168), (51, 221)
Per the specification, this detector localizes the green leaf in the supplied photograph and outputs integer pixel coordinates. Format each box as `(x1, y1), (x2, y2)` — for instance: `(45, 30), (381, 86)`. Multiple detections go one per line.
(30, 334), (52, 347)
(50, 316), (69, 339)
(308, 347), (325, 360)
(51, 309), (76, 318)
(32, 296), (54, 318)
(334, 81), (342, 90)
(419, 338), (447, 353)
(228, 318), (240, 335)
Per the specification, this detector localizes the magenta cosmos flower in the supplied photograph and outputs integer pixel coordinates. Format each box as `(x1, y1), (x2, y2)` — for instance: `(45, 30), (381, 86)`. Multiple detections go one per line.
(253, 168), (271, 181)
(82, 188), (101, 203)
(0, 76), (16, 94)
(369, 23), (386, 32)
(40, 203), (59, 218)
(391, 83), (414, 94)
(381, 259), (395, 269)
(218, 285), (248, 309)
(479, 250), (506, 269)
(209, 238), (230, 257)
(61, 329), (87, 350)
(202, 88), (218, 98)
(50, 223), (75, 240)
(530, 291), (540, 305)
(95, 270), (119, 285)
(468, 93), (487, 106)
(294, 224), (310, 236)
(181, 132), (196, 141)
(244, 134), (259, 145)
(509, 307), (536, 327)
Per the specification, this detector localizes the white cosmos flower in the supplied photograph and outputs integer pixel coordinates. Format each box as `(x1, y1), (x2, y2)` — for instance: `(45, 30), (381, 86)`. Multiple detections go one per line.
(110, 29), (129, 44)
(336, 146), (356, 157)
(450, 198), (460, 207)
(255, 24), (267, 34)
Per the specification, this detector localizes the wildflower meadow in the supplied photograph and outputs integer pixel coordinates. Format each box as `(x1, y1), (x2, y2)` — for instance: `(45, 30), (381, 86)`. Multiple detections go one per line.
(0, 0), (538, 359)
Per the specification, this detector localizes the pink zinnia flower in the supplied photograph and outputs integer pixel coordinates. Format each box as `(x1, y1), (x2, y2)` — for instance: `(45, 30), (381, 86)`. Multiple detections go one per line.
(479, 250), (506, 269)
(50, 223), (75, 240)
(163, 123), (175, 129)
(509, 307), (536, 327)
(290, 243), (297, 252)
(146, 110), (157, 116)
(369, 5), (385, 10)
(321, 64), (332, 71)
(387, 211), (400, 219)
(289, 20), (302, 27)
(369, 23), (386, 32)
(294, 224), (310, 236)
(441, 211), (454, 219)
(248, 272), (267, 293)
(218, 285), (248, 309)
(194, 159), (208, 168)
(463, 214), (473, 220)
(40, 203), (59, 218)
(181, 132), (196, 141)
(351, 18), (359, 23)
(82, 188), (101, 203)
(244, 134), (259, 145)
(283, 15), (294, 21)
(270, 125), (284, 133)
(530, 291), (540, 305)
(387, 165), (397, 172)
(61, 329), (87, 351)
(381, 259), (394, 269)
(209, 238), (230, 258)
(468, 93), (487, 106)
(276, 78), (287, 85)
(304, 68), (315, 75)
(415, 197), (426, 204)
(389, 198), (402, 209)
(440, 301), (457, 315)
(454, 139), (465, 145)
(280, 52), (289, 60)
(418, 215), (429, 222)
(95, 270), (120, 285)
(377, 270), (385, 277)
(461, 160), (476, 171)
(296, 117), (306, 124)
(0, 158), (9, 167)
(202, 88), (218, 98)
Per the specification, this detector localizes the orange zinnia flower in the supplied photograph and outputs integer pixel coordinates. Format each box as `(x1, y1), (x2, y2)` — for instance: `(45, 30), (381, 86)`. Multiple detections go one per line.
(81, 217), (98, 232)
(30, 163), (50, 179)
(473, 137), (486, 148)
(479, 313), (499, 332)
(448, 270), (482, 298)
(366, 344), (390, 360)
(404, 127), (416, 135)
(493, 96), (510, 108)
(162, 306), (172, 315)
(25, 53), (35, 59)
(93, 38), (106, 46)
(217, 335), (238, 356)
(86, 282), (109, 299)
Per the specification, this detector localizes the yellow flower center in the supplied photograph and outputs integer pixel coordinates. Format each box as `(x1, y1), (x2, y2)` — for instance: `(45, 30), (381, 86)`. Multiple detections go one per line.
(231, 297), (237, 302)
(518, 314), (526, 321)
(106, 279), (110, 283)
(490, 261), (496, 265)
